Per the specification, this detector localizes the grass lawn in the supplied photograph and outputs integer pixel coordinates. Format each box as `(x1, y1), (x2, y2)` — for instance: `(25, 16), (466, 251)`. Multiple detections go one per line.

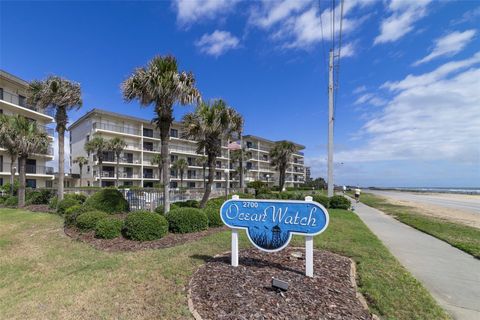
(357, 192), (480, 259)
(0, 208), (448, 320)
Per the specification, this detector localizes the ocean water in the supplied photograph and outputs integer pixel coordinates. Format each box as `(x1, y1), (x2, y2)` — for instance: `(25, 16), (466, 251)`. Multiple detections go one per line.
(372, 187), (480, 195)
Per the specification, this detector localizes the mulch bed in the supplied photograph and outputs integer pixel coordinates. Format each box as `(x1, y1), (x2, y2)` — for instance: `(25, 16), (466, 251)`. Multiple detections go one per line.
(189, 248), (372, 320)
(64, 226), (228, 252)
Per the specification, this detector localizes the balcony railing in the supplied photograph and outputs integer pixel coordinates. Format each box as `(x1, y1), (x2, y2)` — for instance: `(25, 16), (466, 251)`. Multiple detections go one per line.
(170, 144), (200, 155)
(0, 163), (54, 175)
(38, 125), (54, 137)
(0, 90), (55, 117)
(93, 122), (141, 136)
(143, 172), (158, 179)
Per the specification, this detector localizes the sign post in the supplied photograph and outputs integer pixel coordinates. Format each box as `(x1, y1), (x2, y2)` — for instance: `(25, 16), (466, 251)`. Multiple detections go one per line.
(221, 195), (329, 277)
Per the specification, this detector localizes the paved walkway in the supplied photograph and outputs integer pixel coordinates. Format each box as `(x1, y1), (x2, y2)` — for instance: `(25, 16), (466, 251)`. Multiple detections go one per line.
(350, 200), (480, 320)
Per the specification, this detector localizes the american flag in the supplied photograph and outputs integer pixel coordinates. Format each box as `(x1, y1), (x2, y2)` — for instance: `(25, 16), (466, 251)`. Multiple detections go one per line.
(227, 140), (242, 150)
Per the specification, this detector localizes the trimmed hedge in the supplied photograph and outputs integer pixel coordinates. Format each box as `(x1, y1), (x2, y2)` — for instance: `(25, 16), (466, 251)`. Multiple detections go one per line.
(123, 211), (168, 241)
(0, 196), (7, 204)
(313, 194), (330, 209)
(167, 208), (208, 233)
(85, 189), (129, 214)
(4, 196), (18, 207)
(95, 217), (123, 239)
(204, 207), (223, 227)
(57, 198), (82, 215)
(329, 195), (351, 210)
(26, 189), (54, 205)
(173, 200), (199, 208)
(64, 205), (93, 227)
(76, 210), (109, 230)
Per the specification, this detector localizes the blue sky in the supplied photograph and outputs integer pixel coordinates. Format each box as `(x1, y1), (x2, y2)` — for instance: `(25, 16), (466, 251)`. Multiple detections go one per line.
(1, 0), (479, 187)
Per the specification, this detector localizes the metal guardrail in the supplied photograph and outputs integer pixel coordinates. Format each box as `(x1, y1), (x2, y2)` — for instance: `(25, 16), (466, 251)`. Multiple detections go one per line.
(93, 122), (141, 136)
(0, 90), (55, 117)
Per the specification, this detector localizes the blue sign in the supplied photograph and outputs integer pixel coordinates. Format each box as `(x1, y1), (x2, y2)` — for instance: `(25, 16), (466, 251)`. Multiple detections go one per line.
(220, 199), (329, 252)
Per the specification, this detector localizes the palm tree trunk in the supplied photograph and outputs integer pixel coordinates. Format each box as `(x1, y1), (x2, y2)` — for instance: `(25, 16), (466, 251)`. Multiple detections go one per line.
(199, 155), (215, 208)
(239, 133), (244, 189)
(160, 129), (170, 214)
(18, 157), (26, 207)
(10, 154), (16, 196)
(279, 165), (285, 191)
(116, 153), (120, 187)
(98, 159), (103, 187)
(58, 127), (65, 200)
(203, 165), (206, 191)
(79, 165), (83, 187)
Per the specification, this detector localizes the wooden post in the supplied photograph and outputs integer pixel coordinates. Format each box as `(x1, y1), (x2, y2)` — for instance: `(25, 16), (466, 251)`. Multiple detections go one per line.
(231, 195), (239, 267)
(305, 196), (314, 277)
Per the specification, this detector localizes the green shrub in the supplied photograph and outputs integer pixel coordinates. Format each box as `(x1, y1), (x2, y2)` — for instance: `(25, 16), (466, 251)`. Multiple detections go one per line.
(4, 196), (18, 207)
(154, 205), (164, 214)
(0, 181), (19, 195)
(57, 197), (82, 215)
(76, 210), (109, 230)
(167, 208), (208, 233)
(66, 193), (87, 203)
(0, 196), (6, 204)
(26, 189), (54, 205)
(256, 193), (278, 199)
(313, 194), (330, 209)
(205, 197), (225, 210)
(95, 217), (123, 239)
(123, 211), (168, 241)
(49, 196), (58, 209)
(64, 205), (93, 227)
(173, 200), (199, 208)
(85, 189), (129, 214)
(329, 195), (350, 210)
(204, 207), (223, 227)
(277, 192), (304, 200)
(228, 193), (254, 199)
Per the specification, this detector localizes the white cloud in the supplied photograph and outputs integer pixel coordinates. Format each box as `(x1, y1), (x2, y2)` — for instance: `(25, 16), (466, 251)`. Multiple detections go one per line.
(354, 93), (386, 106)
(413, 29), (477, 66)
(340, 42), (356, 57)
(336, 53), (480, 163)
(374, 0), (432, 45)
(383, 51), (480, 91)
(353, 85), (367, 94)
(195, 30), (240, 57)
(248, 0), (374, 50)
(173, 0), (239, 26)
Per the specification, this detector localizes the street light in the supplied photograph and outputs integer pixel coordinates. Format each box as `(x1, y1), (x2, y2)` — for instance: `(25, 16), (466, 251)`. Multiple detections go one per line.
(266, 174), (270, 187)
(224, 168), (229, 198)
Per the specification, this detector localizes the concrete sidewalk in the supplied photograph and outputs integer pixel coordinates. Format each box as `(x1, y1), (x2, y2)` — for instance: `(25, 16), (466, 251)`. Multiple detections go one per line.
(350, 200), (480, 320)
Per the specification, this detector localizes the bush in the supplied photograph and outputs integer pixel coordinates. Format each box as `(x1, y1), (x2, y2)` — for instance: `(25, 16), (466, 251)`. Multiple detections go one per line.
(204, 207), (223, 227)
(124, 211), (168, 241)
(173, 200), (199, 208)
(4, 196), (18, 207)
(85, 189), (129, 214)
(26, 189), (54, 205)
(57, 197), (82, 215)
(278, 192), (304, 200)
(167, 208), (208, 233)
(256, 193), (278, 199)
(329, 195), (350, 210)
(154, 205), (164, 214)
(66, 193), (87, 203)
(0, 196), (7, 204)
(95, 217), (123, 239)
(64, 205), (93, 227)
(0, 181), (19, 195)
(205, 197), (225, 210)
(76, 210), (109, 230)
(313, 194), (330, 209)
(49, 196), (58, 209)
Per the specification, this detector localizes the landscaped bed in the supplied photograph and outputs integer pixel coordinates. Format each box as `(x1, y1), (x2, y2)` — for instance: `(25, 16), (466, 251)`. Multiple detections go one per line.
(65, 225), (227, 252)
(189, 248), (372, 320)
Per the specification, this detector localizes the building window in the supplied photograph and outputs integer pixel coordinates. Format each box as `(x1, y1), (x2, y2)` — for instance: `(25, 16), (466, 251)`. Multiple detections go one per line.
(188, 182), (195, 188)
(0, 178), (3, 186)
(87, 165), (90, 173)
(170, 128), (178, 137)
(215, 172), (222, 179)
(0, 109), (3, 114)
(18, 95), (26, 107)
(0, 88), (3, 100)
(0, 155), (3, 172)
(87, 181), (91, 187)
(86, 134), (90, 142)
(123, 181), (133, 187)
(170, 169), (177, 177)
(216, 182), (222, 189)
(263, 155), (268, 161)
(170, 181), (178, 188)
(170, 155), (177, 162)
(46, 180), (53, 188)
(143, 128), (153, 138)
(26, 179), (37, 189)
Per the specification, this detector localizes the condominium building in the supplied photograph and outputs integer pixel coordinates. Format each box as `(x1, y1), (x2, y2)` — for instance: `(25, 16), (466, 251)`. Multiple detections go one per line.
(0, 70), (55, 188)
(68, 108), (305, 189)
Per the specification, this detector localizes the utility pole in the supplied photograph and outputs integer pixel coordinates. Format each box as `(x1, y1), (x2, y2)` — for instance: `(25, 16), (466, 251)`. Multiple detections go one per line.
(327, 49), (334, 197)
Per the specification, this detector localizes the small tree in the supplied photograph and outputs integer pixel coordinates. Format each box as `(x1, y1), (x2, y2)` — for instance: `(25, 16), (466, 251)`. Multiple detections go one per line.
(84, 136), (109, 187)
(151, 153), (163, 187)
(108, 137), (127, 187)
(73, 156), (88, 187)
(182, 100), (242, 208)
(0, 115), (19, 195)
(28, 76), (82, 201)
(172, 159), (188, 189)
(270, 141), (297, 192)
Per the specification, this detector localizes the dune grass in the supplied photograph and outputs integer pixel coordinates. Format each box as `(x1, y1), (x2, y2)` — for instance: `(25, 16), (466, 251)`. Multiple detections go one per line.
(0, 208), (448, 319)
(358, 192), (480, 259)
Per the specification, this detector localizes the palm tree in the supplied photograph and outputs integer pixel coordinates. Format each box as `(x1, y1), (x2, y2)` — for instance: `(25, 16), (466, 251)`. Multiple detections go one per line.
(228, 110), (244, 188)
(84, 136), (109, 187)
(196, 155), (207, 191)
(4, 116), (49, 206)
(231, 149), (251, 187)
(122, 55), (201, 213)
(172, 158), (188, 189)
(73, 156), (88, 187)
(270, 141), (297, 191)
(27, 76), (82, 201)
(108, 137), (127, 187)
(182, 100), (242, 208)
(0, 115), (20, 195)
(151, 153), (163, 187)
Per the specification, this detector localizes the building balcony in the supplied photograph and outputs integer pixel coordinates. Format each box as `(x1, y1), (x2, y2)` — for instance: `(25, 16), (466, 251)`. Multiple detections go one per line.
(0, 163), (54, 176)
(92, 122), (141, 136)
(0, 89), (55, 118)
